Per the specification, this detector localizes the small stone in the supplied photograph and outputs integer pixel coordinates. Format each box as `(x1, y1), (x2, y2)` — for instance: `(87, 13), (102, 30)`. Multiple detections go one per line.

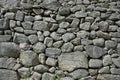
(28, 35), (38, 44)
(80, 22), (90, 30)
(116, 20), (120, 26)
(46, 58), (57, 66)
(71, 38), (81, 45)
(42, 73), (53, 80)
(59, 22), (70, 28)
(14, 27), (24, 33)
(59, 7), (70, 16)
(62, 33), (75, 42)
(57, 28), (66, 34)
(31, 72), (41, 80)
(58, 51), (88, 71)
(89, 69), (98, 76)
(98, 21), (109, 31)
(43, 31), (50, 37)
(37, 31), (44, 41)
(45, 48), (61, 58)
(33, 42), (46, 53)
(81, 76), (95, 80)
(38, 54), (46, 64)
(18, 67), (30, 78)
(44, 37), (53, 47)
(22, 21), (32, 30)
(96, 31), (110, 39)
(81, 38), (92, 45)
(34, 15), (42, 21)
(105, 40), (117, 49)
(70, 69), (88, 79)
(108, 25), (118, 32)
(15, 10), (24, 21)
(84, 45), (106, 58)
(61, 77), (74, 80)
(24, 16), (34, 22)
(33, 21), (48, 31)
(20, 50), (39, 67)
(24, 30), (37, 35)
(93, 38), (105, 47)
(10, 20), (16, 28)
(0, 69), (18, 80)
(89, 59), (102, 68)
(50, 32), (61, 41)
(70, 18), (80, 28)
(77, 31), (89, 38)
(61, 42), (74, 53)
(103, 55), (112, 66)
(34, 65), (48, 73)
(53, 41), (63, 48)
(49, 67), (56, 73)
(75, 11), (87, 18)
(74, 45), (84, 51)
(0, 18), (9, 30)
(109, 13), (120, 20)
(99, 66), (110, 74)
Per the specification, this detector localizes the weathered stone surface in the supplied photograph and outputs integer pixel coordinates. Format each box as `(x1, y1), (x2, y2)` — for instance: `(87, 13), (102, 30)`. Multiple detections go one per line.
(112, 57), (120, 68)
(15, 10), (24, 21)
(93, 38), (105, 47)
(70, 69), (88, 79)
(58, 51), (88, 71)
(0, 0), (20, 8)
(80, 22), (90, 30)
(105, 40), (117, 49)
(59, 7), (70, 16)
(0, 35), (11, 42)
(46, 58), (57, 66)
(75, 11), (87, 18)
(0, 42), (20, 58)
(62, 33), (75, 42)
(103, 55), (112, 66)
(42, 73), (53, 80)
(59, 22), (70, 28)
(18, 67), (30, 78)
(89, 59), (102, 68)
(85, 45), (106, 58)
(20, 50), (39, 67)
(0, 69), (18, 80)
(0, 18), (9, 30)
(13, 33), (28, 43)
(33, 21), (48, 31)
(46, 48), (61, 58)
(97, 74), (120, 80)
(22, 21), (32, 30)
(28, 35), (38, 44)
(34, 65), (48, 73)
(33, 42), (46, 53)
(0, 57), (16, 69)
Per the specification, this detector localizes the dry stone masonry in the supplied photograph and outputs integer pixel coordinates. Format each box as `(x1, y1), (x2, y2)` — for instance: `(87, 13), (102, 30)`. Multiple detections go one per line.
(0, 0), (120, 80)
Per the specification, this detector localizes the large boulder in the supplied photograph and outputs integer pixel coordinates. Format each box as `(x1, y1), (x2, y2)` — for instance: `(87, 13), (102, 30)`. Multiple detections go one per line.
(0, 42), (20, 58)
(58, 51), (88, 71)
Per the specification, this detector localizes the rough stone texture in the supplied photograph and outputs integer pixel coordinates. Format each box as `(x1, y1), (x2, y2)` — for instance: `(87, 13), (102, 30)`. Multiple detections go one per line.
(0, 69), (18, 80)
(0, 42), (20, 58)
(85, 45), (106, 58)
(58, 51), (88, 71)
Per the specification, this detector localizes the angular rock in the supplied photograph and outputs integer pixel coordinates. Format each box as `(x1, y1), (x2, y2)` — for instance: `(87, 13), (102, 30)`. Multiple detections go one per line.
(33, 42), (46, 53)
(15, 10), (24, 21)
(0, 42), (20, 58)
(84, 45), (106, 58)
(75, 11), (87, 18)
(99, 66), (110, 74)
(103, 55), (112, 66)
(112, 57), (120, 68)
(61, 42), (74, 53)
(45, 48), (61, 58)
(97, 74), (120, 80)
(46, 58), (57, 66)
(0, 57), (16, 69)
(89, 59), (102, 68)
(58, 51), (88, 71)
(42, 73), (53, 80)
(93, 38), (105, 47)
(80, 22), (90, 30)
(59, 22), (70, 28)
(62, 33), (75, 42)
(20, 50), (39, 67)
(98, 21), (109, 31)
(34, 65), (48, 73)
(111, 68), (120, 75)
(28, 35), (38, 44)
(22, 21), (32, 30)
(59, 7), (70, 16)
(18, 67), (30, 78)
(0, 69), (18, 80)
(105, 40), (117, 49)
(0, 18), (9, 30)
(77, 30), (89, 38)
(0, 35), (11, 42)
(13, 33), (28, 43)
(33, 21), (48, 31)
(50, 32), (61, 41)
(44, 37), (53, 47)
(4, 12), (15, 19)
(70, 69), (88, 79)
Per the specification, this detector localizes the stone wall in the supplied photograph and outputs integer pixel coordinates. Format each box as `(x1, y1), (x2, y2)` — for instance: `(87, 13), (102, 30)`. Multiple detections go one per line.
(0, 0), (120, 80)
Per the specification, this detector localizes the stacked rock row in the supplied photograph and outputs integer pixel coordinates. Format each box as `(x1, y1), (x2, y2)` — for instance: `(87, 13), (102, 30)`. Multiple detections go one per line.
(0, 0), (120, 80)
